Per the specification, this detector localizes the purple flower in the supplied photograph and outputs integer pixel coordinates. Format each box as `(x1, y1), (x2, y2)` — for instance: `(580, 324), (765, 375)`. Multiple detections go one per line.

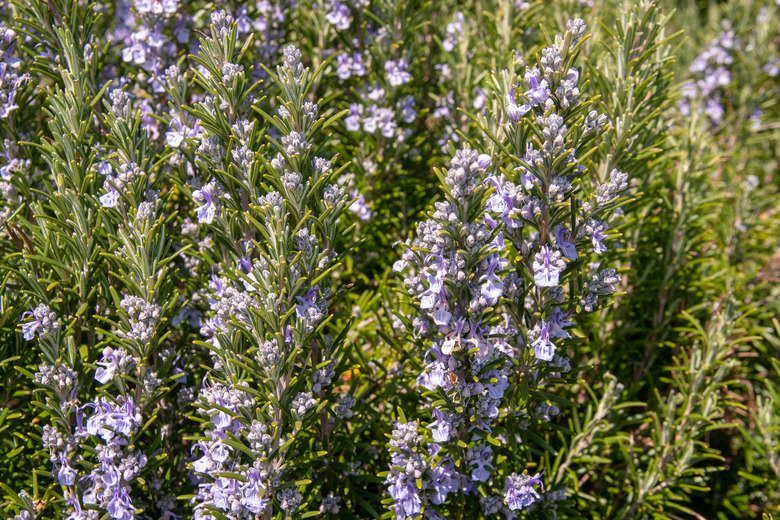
(429, 408), (452, 442)
(397, 95), (417, 123)
(523, 70), (550, 106)
(531, 320), (555, 361)
(420, 272), (443, 310)
(95, 347), (120, 384)
(592, 223), (607, 254)
(326, 1), (352, 30)
(504, 472), (543, 511)
(429, 461), (460, 505)
(21, 312), (41, 341)
(486, 174), (521, 228)
(99, 180), (120, 208)
(550, 306), (573, 339)
(237, 257), (258, 292)
(336, 52), (367, 80)
(442, 12), (463, 52)
(388, 478), (422, 519)
(106, 487), (133, 520)
(345, 103), (362, 131)
(433, 304), (452, 327)
(296, 287), (318, 317)
(375, 107), (397, 138)
(166, 115), (201, 147)
(336, 53), (352, 80)
(554, 225), (578, 260)
(348, 189), (371, 220)
(420, 253), (446, 310)
(441, 317), (468, 356)
(136, 0), (178, 15)
(484, 214), (506, 251)
(533, 246), (565, 288)
(235, 7), (253, 33)
(480, 255), (507, 304)
(484, 370), (509, 399)
(392, 240), (414, 272)
(506, 86), (531, 123)
(57, 453), (77, 485)
(121, 30), (150, 65)
(84, 398), (138, 443)
(241, 468), (268, 513)
(352, 53), (367, 77)
(193, 182), (218, 224)
(385, 59), (412, 86)
(21, 304), (59, 340)
(101, 459), (121, 487)
(470, 446), (493, 482)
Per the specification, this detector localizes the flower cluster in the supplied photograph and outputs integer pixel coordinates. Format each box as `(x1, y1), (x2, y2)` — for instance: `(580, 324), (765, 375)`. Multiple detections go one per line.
(181, 13), (356, 516)
(386, 421), (465, 520)
(0, 23), (30, 119)
(388, 19), (626, 518)
(680, 21), (735, 125)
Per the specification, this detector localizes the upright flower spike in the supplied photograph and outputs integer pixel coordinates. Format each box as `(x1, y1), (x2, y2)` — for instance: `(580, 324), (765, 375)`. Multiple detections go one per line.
(386, 18), (634, 518)
(186, 19), (354, 514)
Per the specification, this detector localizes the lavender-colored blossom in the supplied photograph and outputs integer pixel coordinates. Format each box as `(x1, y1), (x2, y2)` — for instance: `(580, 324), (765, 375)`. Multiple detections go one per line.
(504, 472), (543, 511)
(336, 52), (367, 80)
(429, 408), (452, 442)
(592, 222), (608, 253)
(396, 95), (417, 123)
(83, 398), (139, 443)
(554, 225), (578, 260)
(470, 446), (493, 482)
(345, 103), (362, 131)
(296, 287), (318, 317)
(392, 240), (415, 273)
(764, 57), (779, 77)
(21, 304), (60, 340)
(193, 182), (218, 224)
(95, 347), (134, 384)
(532, 245), (565, 288)
(240, 469), (268, 513)
(326, 1), (352, 30)
(106, 487), (133, 520)
(336, 53), (352, 80)
(388, 479), (422, 519)
(135, 0), (178, 15)
(99, 181), (120, 208)
(531, 320), (556, 361)
(523, 69), (550, 106)
(480, 255), (507, 304)
(166, 115), (201, 147)
(549, 307), (573, 340)
(235, 6), (253, 33)
(56, 453), (77, 485)
(486, 174), (521, 228)
(348, 189), (371, 220)
(442, 12), (464, 52)
(506, 87), (531, 123)
(0, 28), (30, 119)
(385, 59), (412, 86)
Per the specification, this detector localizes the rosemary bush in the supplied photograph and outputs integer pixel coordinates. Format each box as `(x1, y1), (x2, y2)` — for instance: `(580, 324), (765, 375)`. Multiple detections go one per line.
(0, 0), (777, 519)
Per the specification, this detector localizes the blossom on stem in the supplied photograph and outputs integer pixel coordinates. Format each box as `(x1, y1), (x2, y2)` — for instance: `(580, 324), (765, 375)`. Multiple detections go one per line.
(532, 245), (565, 288)
(504, 472), (543, 511)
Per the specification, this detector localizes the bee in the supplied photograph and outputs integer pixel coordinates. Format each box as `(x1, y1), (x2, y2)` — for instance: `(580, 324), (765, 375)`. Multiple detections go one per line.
(446, 370), (460, 385)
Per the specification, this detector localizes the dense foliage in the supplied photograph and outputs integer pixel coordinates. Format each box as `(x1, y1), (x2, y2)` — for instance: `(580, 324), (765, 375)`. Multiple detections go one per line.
(0, 0), (777, 519)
